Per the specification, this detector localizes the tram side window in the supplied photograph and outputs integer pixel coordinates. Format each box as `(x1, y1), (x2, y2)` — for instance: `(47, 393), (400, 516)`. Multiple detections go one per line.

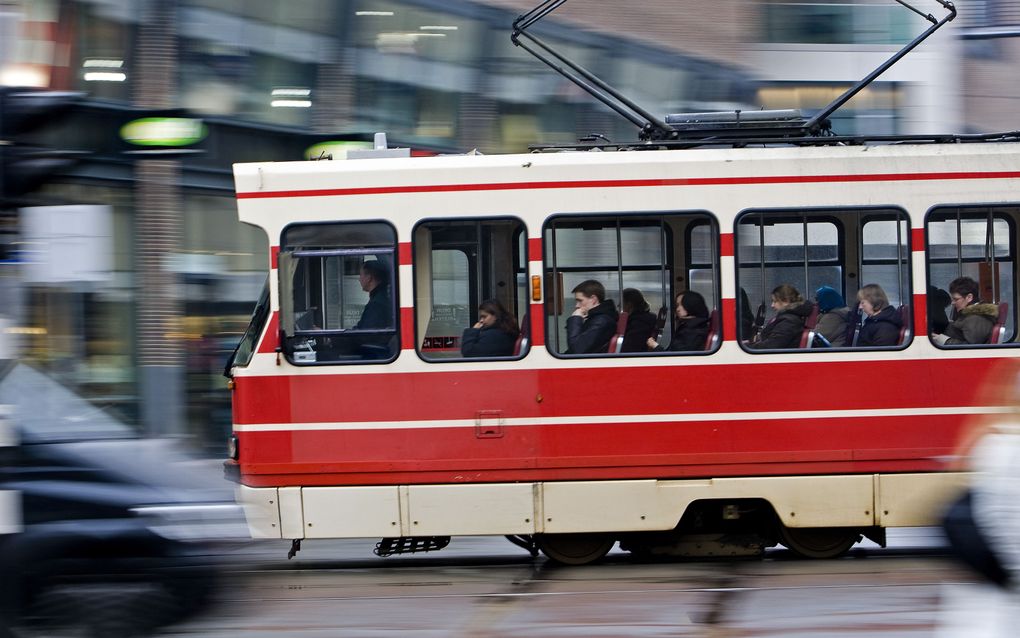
(736, 208), (910, 350)
(926, 207), (1016, 346)
(277, 222), (398, 364)
(413, 218), (529, 360)
(543, 213), (720, 356)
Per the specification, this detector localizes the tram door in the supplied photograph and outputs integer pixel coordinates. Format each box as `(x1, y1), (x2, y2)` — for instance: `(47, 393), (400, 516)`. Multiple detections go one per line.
(414, 219), (528, 359)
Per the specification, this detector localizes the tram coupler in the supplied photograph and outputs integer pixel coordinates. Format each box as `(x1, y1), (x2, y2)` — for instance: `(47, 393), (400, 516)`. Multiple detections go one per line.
(287, 539), (301, 559)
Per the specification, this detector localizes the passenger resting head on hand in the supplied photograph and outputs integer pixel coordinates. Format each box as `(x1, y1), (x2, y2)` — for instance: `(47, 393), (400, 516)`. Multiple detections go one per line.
(474, 299), (519, 336)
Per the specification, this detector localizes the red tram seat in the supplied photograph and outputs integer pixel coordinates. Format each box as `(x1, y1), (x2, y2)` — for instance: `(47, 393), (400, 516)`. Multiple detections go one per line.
(512, 333), (528, 356)
(704, 308), (720, 351)
(897, 305), (912, 345)
(513, 314), (529, 356)
(608, 311), (629, 354)
(798, 303), (820, 348)
(989, 302), (1009, 344)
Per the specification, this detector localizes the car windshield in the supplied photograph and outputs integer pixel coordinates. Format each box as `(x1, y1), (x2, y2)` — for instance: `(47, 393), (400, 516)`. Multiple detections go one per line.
(0, 361), (134, 443)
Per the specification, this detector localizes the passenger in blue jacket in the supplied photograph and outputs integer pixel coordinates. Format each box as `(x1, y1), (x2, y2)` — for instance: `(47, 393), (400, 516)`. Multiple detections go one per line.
(566, 279), (619, 354)
(461, 299), (520, 357)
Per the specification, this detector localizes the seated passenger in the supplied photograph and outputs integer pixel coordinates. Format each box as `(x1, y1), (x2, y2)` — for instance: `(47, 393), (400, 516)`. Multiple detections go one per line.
(740, 287), (757, 341)
(932, 276), (999, 345)
(814, 285), (849, 347)
(566, 279), (619, 354)
(856, 283), (902, 347)
(928, 285), (951, 335)
(748, 284), (812, 350)
(620, 288), (657, 353)
(461, 299), (520, 357)
(647, 290), (710, 352)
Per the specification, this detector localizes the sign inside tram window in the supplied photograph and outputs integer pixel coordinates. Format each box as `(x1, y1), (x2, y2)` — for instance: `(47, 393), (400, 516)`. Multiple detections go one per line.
(304, 141), (373, 161)
(120, 117), (207, 147)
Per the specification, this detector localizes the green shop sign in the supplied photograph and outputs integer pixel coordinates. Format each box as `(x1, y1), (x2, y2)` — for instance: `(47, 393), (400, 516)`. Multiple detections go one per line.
(120, 117), (207, 147)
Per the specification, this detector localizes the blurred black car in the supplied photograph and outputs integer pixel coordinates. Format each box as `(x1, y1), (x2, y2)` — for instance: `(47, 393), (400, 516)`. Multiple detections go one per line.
(0, 362), (247, 637)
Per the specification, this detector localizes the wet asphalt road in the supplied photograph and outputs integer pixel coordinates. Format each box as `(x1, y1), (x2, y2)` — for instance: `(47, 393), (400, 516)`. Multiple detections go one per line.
(158, 529), (1009, 638)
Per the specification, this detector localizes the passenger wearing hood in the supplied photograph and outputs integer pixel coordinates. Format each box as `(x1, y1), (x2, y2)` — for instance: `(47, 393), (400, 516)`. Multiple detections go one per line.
(814, 285), (850, 347)
(856, 283), (902, 347)
(566, 279), (619, 354)
(933, 276), (998, 345)
(749, 284), (813, 350)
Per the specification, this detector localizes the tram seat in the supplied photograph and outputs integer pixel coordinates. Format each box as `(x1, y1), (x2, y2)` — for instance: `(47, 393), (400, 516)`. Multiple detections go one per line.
(651, 306), (668, 345)
(512, 333), (528, 356)
(897, 305), (912, 345)
(989, 302), (1009, 344)
(513, 314), (529, 356)
(704, 308), (720, 351)
(608, 311), (629, 354)
(798, 303), (820, 349)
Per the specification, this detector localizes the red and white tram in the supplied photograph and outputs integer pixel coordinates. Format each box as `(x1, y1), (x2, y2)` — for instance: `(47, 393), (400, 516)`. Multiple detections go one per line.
(224, 135), (1020, 563)
(223, 1), (1020, 563)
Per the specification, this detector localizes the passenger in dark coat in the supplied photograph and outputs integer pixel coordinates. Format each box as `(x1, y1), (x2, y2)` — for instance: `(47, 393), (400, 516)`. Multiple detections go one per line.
(856, 283), (902, 347)
(566, 279), (619, 354)
(620, 288), (657, 353)
(648, 290), (711, 352)
(749, 284), (812, 350)
(461, 299), (520, 357)
(928, 285), (951, 335)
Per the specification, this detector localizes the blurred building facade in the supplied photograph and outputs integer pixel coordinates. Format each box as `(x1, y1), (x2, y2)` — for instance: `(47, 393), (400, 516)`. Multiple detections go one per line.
(0, 0), (1012, 450)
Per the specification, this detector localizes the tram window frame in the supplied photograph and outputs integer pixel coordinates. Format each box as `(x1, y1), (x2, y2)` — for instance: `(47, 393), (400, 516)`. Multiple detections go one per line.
(277, 220), (399, 366)
(925, 205), (1017, 348)
(411, 216), (530, 362)
(542, 211), (721, 358)
(226, 274), (270, 370)
(735, 207), (912, 352)
(859, 212), (913, 309)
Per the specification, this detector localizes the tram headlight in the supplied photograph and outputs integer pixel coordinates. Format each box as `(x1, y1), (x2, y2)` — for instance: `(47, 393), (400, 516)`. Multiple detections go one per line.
(131, 503), (250, 543)
(227, 434), (239, 460)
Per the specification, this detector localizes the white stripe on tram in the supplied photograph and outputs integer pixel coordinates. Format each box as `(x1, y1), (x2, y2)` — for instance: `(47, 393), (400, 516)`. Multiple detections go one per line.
(232, 405), (1013, 432)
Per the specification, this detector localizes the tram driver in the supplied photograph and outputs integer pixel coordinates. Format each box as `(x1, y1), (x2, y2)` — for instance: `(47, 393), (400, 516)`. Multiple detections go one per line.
(566, 280), (619, 354)
(356, 259), (392, 331)
(335, 258), (394, 359)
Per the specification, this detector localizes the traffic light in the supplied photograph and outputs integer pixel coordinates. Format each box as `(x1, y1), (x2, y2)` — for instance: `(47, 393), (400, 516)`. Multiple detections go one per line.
(0, 88), (84, 207)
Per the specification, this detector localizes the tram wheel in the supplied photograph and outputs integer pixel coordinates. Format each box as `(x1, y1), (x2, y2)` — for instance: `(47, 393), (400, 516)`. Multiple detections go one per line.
(778, 526), (861, 559)
(535, 533), (616, 565)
